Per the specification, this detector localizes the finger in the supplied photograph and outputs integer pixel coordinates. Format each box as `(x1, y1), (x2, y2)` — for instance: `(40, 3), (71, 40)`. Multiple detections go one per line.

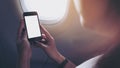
(40, 25), (53, 40)
(22, 28), (27, 39)
(31, 44), (40, 48)
(35, 41), (47, 49)
(17, 19), (25, 39)
(42, 34), (47, 39)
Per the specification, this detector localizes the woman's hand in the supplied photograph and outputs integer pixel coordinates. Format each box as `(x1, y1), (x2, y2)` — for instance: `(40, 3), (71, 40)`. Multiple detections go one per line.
(16, 20), (31, 68)
(35, 25), (65, 64)
(35, 25), (76, 68)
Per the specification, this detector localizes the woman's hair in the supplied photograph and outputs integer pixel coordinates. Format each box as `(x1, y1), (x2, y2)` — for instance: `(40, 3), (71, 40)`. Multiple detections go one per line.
(96, 45), (120, 68)
(95, 0), (120, 68)
(109, 0), (120, 15)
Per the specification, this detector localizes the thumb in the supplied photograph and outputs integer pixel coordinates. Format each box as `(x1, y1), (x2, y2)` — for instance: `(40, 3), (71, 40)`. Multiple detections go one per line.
(35, 41), (47, 49)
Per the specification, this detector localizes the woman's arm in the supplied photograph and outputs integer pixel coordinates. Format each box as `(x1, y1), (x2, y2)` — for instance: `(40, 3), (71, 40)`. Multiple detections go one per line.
(17, 50), (31, 68)
(16, 20), (76, 68)
(35, 25), (76, 68)
(16, 20), (32, 68)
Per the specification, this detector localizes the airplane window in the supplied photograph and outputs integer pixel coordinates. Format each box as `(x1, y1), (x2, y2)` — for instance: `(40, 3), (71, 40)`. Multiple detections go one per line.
(74, 0), (80, 15)
(20, 0), (69, 24)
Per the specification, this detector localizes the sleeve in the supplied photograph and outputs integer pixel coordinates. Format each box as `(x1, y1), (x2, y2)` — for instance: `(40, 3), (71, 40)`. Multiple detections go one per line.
(76, 55), (103, 68)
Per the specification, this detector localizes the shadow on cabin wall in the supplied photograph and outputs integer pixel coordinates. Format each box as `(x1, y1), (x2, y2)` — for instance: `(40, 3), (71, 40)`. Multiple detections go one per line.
(0, 0), (111, 68)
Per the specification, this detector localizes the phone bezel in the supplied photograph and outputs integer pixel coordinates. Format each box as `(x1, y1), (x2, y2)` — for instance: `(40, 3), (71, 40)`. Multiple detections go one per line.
(23, 11), (42, 42)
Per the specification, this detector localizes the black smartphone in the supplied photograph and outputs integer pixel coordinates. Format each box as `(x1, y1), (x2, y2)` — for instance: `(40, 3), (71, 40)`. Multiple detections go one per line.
(23, 11), (42, 42)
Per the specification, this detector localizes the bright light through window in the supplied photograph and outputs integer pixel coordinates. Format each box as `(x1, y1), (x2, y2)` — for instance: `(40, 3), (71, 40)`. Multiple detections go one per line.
(74, 0), (80, 14)
(20, 0), (69, 24)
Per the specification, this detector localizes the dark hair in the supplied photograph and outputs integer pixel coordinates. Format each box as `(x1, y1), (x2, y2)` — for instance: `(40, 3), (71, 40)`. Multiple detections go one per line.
(95, 1), (120, 68)
(109, 0), (120, 15)
(95, 44), (120, 68)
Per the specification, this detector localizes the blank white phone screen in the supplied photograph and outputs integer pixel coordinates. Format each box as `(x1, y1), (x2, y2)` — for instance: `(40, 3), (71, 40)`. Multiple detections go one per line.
(25, 15), (41, 39)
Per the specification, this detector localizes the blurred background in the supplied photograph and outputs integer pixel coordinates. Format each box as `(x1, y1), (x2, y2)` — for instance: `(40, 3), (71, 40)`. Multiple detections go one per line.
(0, 0), (111, 68)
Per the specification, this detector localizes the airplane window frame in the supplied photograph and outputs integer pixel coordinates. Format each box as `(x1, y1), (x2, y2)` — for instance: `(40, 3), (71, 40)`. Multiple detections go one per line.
(19, 0), (70, 25)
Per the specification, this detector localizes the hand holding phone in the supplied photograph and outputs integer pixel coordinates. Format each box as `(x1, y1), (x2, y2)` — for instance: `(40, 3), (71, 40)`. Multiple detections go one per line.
(23, 12), (42, 42)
